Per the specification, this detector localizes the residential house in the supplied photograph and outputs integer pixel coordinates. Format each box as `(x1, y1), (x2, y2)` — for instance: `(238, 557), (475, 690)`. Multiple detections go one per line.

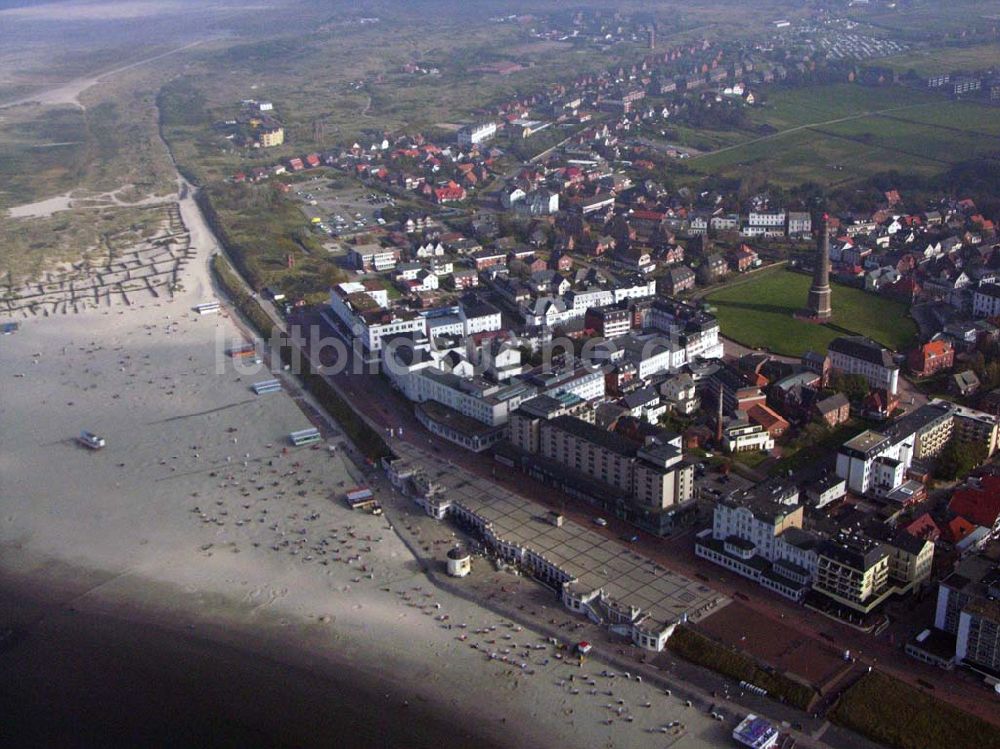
(972, 283), (1000, 318)
(729, 244), (759, 273)
(657, 265), (696, 295)
(815, 393), (851, 427)
(908, 340), (954, 377)
(698, 253), (729, 284)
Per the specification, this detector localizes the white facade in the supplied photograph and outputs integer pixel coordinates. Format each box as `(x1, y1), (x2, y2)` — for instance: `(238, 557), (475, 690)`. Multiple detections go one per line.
(457, 122), (497, 145)
(328, 289), (425, 353)
(723, 422), (774, 453)
(828, 344), (900, 395)
(972, 284), (1000, 318)
(748, 210), (787, 227)
(613, 278), (657, 303)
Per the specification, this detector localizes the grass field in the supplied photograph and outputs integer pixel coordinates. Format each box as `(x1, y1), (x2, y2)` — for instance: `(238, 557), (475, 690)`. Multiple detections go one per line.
(879, 42), (1000, 75)
(684, 84), (1000, 188)
(705, 268), (917, 356)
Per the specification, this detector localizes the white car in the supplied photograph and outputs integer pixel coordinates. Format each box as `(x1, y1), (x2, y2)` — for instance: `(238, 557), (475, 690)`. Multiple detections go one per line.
(593, 517), (608, 527)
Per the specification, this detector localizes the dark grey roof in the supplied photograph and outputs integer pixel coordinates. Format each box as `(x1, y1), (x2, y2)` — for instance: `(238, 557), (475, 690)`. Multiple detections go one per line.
(816, 392), (850, 414)
(622, 387), (660, 409)
(828, 336), (897, 368)
(817, 534), (887, 571)
(547, 415), (638, 458)
(518, 394), (565, 418)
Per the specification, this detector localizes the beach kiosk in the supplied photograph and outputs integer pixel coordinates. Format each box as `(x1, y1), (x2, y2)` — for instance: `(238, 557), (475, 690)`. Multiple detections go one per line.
(732, 714), (779, 749)
(446, 546), (472, 577)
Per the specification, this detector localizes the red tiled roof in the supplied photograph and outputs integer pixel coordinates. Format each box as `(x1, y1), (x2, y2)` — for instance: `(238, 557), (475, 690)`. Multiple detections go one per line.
(904, 512), (940, 541)
(747, 403), (789, 434)
(941, 515), (976, 544)
(949, 476), (1000, 528)
(922, 340), (951, 357)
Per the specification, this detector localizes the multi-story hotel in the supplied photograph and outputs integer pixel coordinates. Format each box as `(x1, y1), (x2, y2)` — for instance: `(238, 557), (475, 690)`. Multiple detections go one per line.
(812, 534), (891, 615)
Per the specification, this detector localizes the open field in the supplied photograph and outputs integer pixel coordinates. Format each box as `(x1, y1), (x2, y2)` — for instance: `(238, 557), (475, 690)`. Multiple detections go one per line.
(705, 268), (917, 356)
(684, 84), (1000, 188)
(746, 85), (928, 131)
(879, 41), (1000, 75)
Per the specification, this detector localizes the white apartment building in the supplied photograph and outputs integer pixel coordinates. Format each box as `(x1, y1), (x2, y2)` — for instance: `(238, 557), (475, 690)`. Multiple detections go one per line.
(836, 400), (998, 495)
(646, 300), (724, 362)
(567, 287), (616, 312)
(972, 283), (1000, 318)
(787, 211), (812, 237)
(613, 278), (657, 303)
(747, 210), (787, 227)
(621, 334), (686, 378)
(828, 336), (900, 395)
(723, 420), (775, 453)
(382, 345), (533, 427)
(696, 485), (818, 601)
(457, 122), (497, 146)
(328, 287), (426, 354)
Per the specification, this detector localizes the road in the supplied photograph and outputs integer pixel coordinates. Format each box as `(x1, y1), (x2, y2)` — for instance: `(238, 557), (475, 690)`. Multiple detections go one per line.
(0, 39), (211, 110)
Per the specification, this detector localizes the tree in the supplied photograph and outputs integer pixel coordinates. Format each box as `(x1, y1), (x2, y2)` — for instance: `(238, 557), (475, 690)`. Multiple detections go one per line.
(935, 439), (988, 481)
(829, 372), (871, 404)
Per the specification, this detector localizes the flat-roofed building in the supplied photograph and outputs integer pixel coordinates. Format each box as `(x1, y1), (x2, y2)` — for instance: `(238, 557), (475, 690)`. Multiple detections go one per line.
(813, 534), (891, 614)
(528, 414), (693, 511)
(929, 554), (1000, 674)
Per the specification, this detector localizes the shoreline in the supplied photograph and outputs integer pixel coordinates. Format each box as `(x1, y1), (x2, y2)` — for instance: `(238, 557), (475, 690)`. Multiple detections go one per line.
(0, 554), (503, 749)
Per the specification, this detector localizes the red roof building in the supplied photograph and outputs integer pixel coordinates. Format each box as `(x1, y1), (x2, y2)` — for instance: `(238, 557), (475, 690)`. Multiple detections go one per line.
(940, 515), (977, 545)
(747, 403), (789, 437)
(908, 340), (954, 377)
(433, 181), (466, 204)
(948, 476), (1000, 530)
(904, 512), (941, 543)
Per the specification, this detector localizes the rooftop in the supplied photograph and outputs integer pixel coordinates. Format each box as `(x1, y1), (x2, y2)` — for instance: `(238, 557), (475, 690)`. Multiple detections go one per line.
(547, 415), (639, 458)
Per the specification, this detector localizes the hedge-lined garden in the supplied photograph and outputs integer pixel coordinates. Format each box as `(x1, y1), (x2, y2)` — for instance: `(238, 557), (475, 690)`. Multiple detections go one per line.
(667, 626), (818, 711)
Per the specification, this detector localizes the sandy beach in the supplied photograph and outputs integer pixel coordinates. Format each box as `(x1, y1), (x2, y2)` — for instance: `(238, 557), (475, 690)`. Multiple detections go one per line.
(0, 198), (733, 748)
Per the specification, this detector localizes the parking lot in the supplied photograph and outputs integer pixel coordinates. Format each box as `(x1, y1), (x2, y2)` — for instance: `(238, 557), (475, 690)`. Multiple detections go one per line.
(292, 176), (397, 238)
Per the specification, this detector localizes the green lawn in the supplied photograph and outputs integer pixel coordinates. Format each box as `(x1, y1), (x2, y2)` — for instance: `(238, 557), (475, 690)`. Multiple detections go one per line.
(879, 42), (1000, 76)
(705, 269), (917, 356)
(683, 83), (1000, 188)
(747, 84), (929, 131)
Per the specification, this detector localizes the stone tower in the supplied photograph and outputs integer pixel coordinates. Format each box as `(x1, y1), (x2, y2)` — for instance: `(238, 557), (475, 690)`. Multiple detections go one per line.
(807, 214), (832, 321)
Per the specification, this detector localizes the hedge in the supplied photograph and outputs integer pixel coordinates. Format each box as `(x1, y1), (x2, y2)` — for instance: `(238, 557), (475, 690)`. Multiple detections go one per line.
(830, 671), (1000, 749)
(667, 625), (817, 711)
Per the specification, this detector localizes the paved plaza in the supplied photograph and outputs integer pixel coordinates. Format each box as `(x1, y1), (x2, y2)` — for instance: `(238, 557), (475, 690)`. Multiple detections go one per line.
(399, 444), (725, 625)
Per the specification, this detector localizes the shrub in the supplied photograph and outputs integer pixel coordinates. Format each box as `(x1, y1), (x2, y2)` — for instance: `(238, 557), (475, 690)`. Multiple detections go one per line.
(667, 626), (817, 710)
(830, 671), (999, 749)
